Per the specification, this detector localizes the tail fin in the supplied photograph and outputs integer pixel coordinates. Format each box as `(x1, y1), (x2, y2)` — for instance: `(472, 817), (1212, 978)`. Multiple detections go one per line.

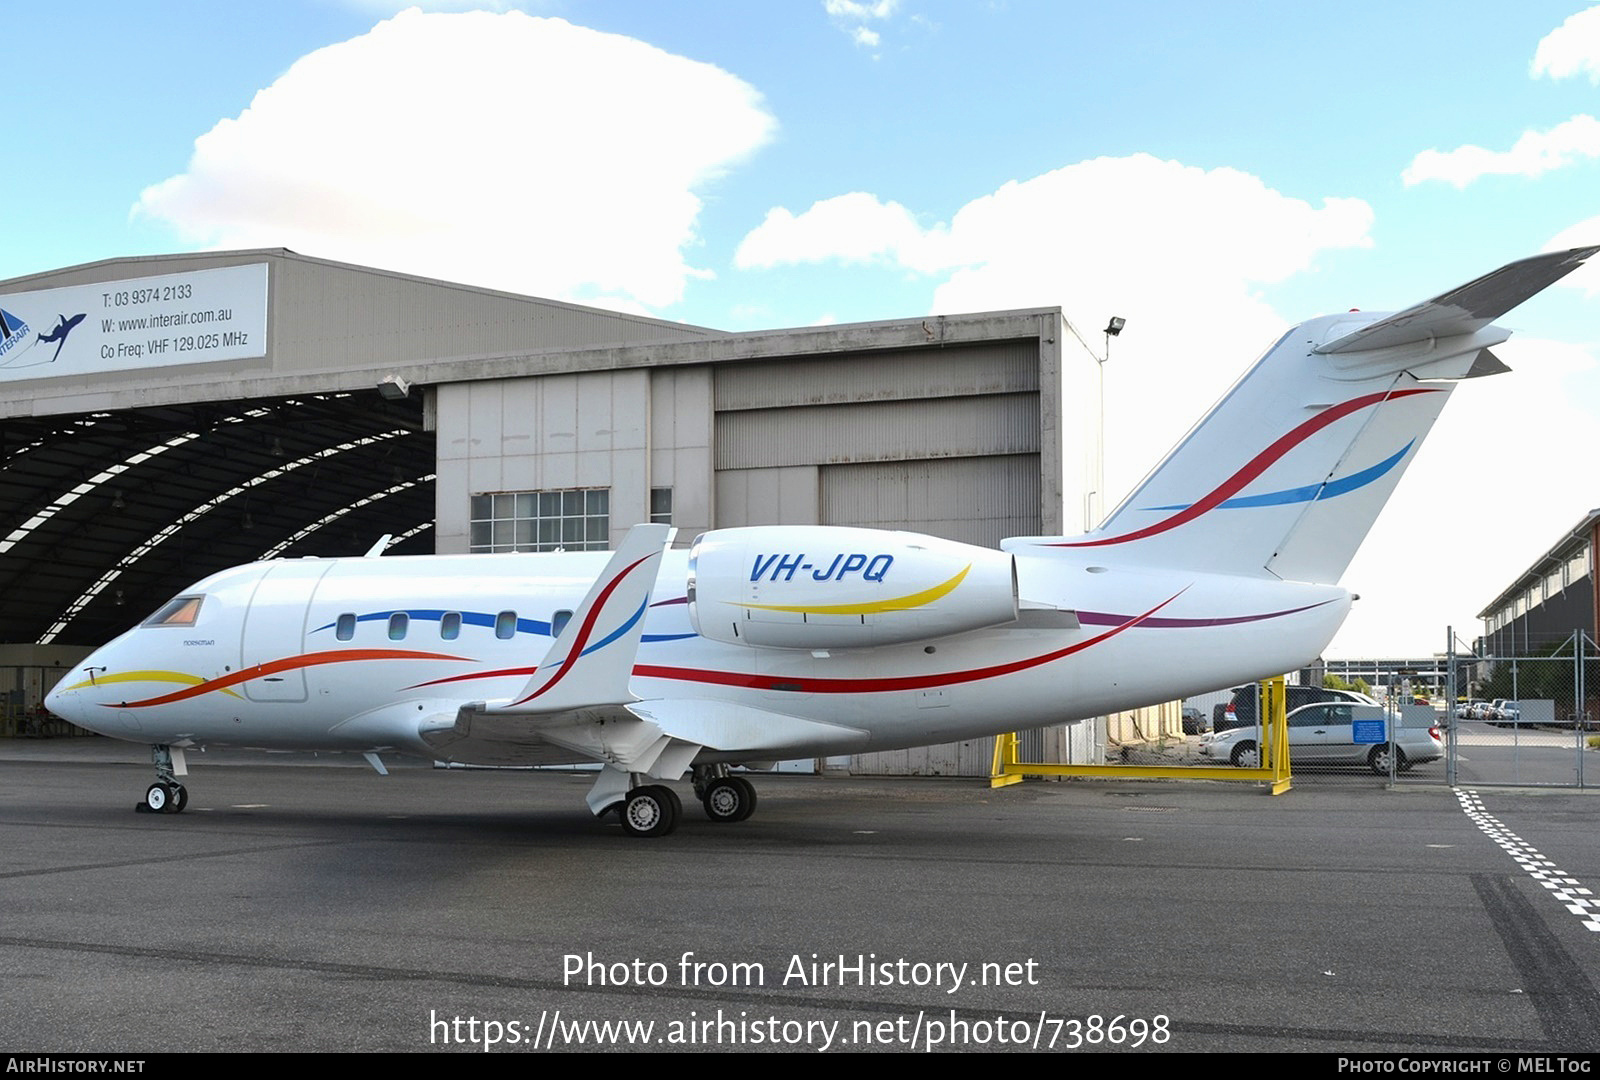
(1008, 248), (1597, 583)
(495, 523), (672, 713)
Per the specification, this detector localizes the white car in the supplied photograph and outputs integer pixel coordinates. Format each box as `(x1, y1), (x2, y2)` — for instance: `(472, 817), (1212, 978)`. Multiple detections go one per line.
(1198, 702), (1444, 774)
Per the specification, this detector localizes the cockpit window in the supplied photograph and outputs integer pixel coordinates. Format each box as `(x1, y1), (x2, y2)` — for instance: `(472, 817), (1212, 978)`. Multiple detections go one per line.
(144, 595), (203, 627)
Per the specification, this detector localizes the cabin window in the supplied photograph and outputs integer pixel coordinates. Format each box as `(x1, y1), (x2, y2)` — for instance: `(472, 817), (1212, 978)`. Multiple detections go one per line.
(440, 612), (461, 640)
(144, 595), (203, 627)
(495, 611), (517, 640)
(551, 609), (573, 637)
(468, 487), (610, 553)
(388, 612), (408, 641)
(335, 613), (356, 641)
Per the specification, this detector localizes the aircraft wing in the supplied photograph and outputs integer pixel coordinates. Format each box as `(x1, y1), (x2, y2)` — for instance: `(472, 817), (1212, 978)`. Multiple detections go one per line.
(625, 698), (870, 756)
(1317, 246), (1598, 355)
(425, 697), (869, 772)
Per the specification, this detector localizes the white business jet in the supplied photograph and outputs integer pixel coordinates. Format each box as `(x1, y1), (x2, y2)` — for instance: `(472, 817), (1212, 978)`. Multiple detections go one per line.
(45, 248), (1597, 836)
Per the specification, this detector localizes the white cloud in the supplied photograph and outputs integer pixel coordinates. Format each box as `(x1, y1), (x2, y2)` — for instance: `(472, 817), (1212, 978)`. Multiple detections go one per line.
(824, 0), (898, 48)
(736, 154), (1374, 524)
(736, 192), (949, 271)
(337, 0), (517, 11)
(925, 157), (1373, 523)
(134, 9), (775, 311)
(824, 0), (898, 19)
(1533, 5), (1600, 83)
(1402, 115), (1600, 188)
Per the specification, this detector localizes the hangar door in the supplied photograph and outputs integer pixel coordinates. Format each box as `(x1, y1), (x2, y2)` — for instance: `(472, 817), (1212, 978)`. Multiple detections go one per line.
(818, 455), (1040, 549)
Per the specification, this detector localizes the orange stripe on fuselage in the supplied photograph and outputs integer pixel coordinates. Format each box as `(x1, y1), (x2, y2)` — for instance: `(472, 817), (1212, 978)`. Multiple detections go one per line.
(107, 649), (474, 708)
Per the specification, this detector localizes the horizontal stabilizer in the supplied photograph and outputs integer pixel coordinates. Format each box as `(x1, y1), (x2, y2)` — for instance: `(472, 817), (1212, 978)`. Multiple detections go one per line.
(627, 697), (872, 756)
(1017, 248), (1597, 585)
(1318, 246), (1597, 355)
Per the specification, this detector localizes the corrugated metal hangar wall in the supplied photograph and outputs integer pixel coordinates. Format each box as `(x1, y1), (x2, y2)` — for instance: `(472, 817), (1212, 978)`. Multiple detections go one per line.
(433, 323), (1065, 554)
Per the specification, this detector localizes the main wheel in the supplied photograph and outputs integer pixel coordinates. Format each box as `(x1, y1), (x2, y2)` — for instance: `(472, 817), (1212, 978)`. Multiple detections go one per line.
(144, 783), (172, 813)
(1369, 744), (1406, 775)
(1231, 742), (1259, 769)
(702, 776), (757, 823)
(170, 784), (189, 813)
(619, 785), (681, 838)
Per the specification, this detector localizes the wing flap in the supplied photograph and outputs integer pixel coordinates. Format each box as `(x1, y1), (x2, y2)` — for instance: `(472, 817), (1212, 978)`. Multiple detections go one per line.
(627, 697), (871, 756)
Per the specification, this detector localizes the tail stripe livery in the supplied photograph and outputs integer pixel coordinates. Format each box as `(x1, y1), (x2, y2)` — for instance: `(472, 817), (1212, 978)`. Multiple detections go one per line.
(1049, 387), (1441, 550)
(1141, 440), (1415, 512)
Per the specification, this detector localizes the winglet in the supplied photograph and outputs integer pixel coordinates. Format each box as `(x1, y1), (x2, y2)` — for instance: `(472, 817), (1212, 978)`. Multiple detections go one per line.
(493, 523), (672, 714)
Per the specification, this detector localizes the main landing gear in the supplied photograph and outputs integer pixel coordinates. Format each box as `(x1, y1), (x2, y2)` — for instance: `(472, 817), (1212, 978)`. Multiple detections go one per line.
(588, 764), (760, 837)
(136, 744), (188, 815)
(692, 765), (757, 824)
(618, 784), (682, 838)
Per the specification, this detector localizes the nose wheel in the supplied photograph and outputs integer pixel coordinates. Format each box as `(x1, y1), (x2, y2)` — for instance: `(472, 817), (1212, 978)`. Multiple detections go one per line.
(136, 745), (189, 814)
(141, 782), (188, 814)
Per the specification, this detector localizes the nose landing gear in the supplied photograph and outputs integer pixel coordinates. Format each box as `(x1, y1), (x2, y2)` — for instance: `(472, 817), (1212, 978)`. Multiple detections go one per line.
(136, 745), (189, 815)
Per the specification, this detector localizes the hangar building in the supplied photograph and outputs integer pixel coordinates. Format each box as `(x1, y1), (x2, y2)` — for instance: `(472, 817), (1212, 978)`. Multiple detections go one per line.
(1477, 508), (1600, 655)
(1, 249), (1089, 769)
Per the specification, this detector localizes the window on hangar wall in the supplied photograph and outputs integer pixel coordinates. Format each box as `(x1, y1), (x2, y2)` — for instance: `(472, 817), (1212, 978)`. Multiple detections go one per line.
(469, 489), (610, 553)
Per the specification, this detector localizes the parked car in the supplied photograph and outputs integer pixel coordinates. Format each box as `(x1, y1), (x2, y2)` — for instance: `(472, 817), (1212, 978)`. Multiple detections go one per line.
(1198, 701), (1444, 774)
(1214, 683), (1378, 733)
(1182, 706), (1210, 735)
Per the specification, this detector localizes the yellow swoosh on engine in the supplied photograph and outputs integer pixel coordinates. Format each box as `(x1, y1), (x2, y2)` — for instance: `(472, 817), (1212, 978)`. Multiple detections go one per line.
(732, 565), (970, 616)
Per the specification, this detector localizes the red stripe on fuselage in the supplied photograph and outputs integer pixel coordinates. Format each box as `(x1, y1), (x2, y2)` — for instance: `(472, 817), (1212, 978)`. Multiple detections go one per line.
(634, 588), (1185, 694)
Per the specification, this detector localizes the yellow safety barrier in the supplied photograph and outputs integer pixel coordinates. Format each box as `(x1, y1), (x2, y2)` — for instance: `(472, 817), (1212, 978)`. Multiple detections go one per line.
(990, 676), (1292, 794)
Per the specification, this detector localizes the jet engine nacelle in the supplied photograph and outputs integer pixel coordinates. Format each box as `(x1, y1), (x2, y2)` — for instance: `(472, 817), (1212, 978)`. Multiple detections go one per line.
(687, 525), (1018, 649)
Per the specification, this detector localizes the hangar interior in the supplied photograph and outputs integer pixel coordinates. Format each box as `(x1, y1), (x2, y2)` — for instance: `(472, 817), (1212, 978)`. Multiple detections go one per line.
(1, 249), (1104, 771)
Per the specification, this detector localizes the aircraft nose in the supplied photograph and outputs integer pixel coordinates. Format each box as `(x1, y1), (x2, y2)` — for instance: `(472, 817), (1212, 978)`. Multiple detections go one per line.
(44, 675), (74, 722)
(44, 667), (91, 726)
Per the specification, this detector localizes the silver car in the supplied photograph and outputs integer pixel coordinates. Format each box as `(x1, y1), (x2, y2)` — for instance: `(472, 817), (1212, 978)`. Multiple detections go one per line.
(1198, 702), (1444, 774)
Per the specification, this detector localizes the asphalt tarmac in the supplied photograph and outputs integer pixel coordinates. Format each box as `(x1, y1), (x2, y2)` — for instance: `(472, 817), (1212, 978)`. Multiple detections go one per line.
(2, 738), (1598, 1054)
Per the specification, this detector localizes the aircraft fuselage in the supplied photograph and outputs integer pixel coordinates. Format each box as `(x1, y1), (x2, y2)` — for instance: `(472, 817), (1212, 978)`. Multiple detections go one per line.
(50, 548), (1348, 762)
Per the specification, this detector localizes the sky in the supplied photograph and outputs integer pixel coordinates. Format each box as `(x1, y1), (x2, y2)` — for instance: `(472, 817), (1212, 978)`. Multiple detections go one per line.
(3, 1), (1599, 659)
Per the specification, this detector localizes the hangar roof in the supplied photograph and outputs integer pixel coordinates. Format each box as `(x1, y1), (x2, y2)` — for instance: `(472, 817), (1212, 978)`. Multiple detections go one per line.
(1, 248), (719, 421)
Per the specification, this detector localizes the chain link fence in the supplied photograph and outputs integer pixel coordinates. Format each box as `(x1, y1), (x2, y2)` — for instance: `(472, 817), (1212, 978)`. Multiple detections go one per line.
(1444, 631), (1598, 789)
